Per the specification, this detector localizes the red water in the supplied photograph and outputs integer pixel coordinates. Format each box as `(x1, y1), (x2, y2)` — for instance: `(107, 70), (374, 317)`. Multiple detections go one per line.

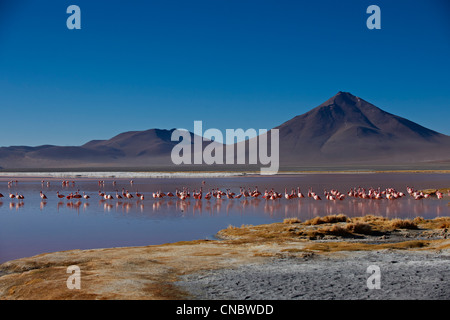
(0, 173), (449, 263)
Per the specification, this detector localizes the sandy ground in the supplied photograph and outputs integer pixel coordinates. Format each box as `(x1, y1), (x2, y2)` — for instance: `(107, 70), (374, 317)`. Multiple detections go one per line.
(176, 249), (450, 300)
(1, 215), (450, 300)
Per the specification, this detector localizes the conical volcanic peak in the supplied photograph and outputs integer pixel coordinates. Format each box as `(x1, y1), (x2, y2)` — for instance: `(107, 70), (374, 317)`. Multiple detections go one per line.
(274, 92), (450, 165)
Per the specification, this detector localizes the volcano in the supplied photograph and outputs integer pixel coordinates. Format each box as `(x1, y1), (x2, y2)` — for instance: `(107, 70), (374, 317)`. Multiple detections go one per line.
(272, 91), (450, 166)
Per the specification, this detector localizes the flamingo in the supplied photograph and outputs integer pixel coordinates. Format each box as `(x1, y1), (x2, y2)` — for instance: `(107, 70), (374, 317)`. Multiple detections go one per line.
(193, 190), (199, 200)
(0, 193), (3, 198)
(284, 188), (292, 200)
(348, 189), (354, 197)
(195, 188), (203, 200)
(252, 186), (261, 198)
(40, 191), (47, 200)
(57, 191), (65, 199)
(125, 190), (133, 199)
(414, 194), (424, 200)
(9, 193), (15, 199)
(83, 192), (90, 200)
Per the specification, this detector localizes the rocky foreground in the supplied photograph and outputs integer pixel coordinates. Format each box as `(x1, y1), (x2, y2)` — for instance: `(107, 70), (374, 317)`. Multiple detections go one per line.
(1, 215), (450, 300)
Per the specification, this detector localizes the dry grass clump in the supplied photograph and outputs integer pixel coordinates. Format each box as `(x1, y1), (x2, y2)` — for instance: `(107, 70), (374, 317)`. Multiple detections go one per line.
(433, 217), (450, 229)
(417, 217), (450, 229)
(219, 215), (450, 243)
(283, 218), (301, 224)
(389, 219), (418, 230)
(321, 225), (352, 237)
(438, 221), (450, 229)
(317, 222), (373, 237)
(351, 215), (388, 224)
(304, 214), (349, 225)
(345, 222), (373, 235)
(413, 216), (425, 224)
(304, 240), (430, 253)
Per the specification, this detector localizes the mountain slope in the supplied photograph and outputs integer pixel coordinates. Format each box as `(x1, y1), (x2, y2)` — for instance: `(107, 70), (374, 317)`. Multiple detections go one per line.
(0, 129), (203, 169)
(273, 91), (450, 165)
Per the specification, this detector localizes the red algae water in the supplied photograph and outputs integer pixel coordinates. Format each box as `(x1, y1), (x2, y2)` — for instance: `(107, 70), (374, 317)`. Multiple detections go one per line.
(0, 173), (449, 263)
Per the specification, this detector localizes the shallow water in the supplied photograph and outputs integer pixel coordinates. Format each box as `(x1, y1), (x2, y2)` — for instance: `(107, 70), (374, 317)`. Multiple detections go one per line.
(0, 173), (449, 263)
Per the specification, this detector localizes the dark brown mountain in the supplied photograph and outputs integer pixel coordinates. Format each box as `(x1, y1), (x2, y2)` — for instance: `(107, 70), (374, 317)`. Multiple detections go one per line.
(0, 129), (211, 169)
(272, 91), (450, 166)
(0, 91), (449, 170)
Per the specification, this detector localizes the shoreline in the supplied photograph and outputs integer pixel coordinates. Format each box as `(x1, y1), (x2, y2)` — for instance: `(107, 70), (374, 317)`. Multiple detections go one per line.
(0, 169), (449, 180)
(1, 215), (450, 300)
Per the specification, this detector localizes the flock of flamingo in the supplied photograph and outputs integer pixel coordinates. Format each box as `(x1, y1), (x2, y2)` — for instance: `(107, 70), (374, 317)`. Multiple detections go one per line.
(0, 179), (446, 204)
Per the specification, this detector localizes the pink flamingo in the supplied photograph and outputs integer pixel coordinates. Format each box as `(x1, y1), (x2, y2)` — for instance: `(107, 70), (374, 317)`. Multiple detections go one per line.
(40, 191), (47, 200)
(297, 187), (304, 198)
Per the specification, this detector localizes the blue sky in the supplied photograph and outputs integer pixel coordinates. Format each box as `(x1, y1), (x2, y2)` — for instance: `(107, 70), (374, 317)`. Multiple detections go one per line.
(0, 0), (449, 146)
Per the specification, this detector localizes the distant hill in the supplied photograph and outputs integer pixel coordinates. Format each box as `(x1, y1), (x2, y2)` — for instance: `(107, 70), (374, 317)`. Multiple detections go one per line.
(0, 129), (208, 169)
(0, 92), (449, 170)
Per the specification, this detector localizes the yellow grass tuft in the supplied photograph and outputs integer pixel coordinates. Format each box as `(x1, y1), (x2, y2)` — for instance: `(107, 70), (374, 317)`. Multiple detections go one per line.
(304, 240), (431, 252)
(304, 214), (349, 225)
(413, 216), (425, 224)
(345, 222), (373, 235)
(283, 218), (301, 224)
(323, 225), (352, 237)
(389, 219), (418, 230)
(351, 215), (388, 223)
(438, 222), (450, 229)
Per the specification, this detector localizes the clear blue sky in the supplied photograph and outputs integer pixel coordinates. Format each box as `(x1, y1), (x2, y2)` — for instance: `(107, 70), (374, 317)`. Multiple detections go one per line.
(0, 0), (449, 146)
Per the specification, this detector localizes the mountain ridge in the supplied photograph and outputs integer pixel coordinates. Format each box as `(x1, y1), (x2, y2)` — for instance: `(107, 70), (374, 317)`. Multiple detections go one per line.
(1, 92), (449, 169)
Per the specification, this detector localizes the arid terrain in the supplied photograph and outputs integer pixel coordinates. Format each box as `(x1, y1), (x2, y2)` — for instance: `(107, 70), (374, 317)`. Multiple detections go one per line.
(1, 214), (450, 300)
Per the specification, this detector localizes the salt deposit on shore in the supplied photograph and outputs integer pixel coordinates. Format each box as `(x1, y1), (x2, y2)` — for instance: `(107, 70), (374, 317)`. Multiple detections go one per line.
(0, 171), (246, 179)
